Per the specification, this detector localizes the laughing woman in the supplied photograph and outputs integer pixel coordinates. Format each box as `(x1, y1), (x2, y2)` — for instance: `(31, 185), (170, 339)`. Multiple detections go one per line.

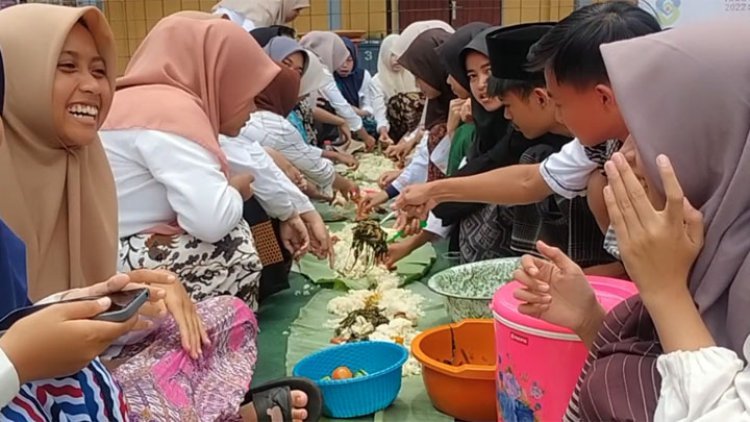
(0, 7), (320, 421)
(100, 16), (278, 307)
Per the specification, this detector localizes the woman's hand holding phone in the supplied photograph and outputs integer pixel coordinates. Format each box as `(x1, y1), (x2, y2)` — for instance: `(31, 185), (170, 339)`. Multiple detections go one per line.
(0, 297), (138, 384)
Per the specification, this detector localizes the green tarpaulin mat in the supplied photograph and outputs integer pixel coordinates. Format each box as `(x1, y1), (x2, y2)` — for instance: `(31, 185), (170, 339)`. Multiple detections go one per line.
(296, 222), (436, 286)
(285, 282), (453, 422)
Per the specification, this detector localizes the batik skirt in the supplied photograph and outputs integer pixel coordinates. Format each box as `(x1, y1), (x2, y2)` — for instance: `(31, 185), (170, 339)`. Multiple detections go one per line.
(118, 220), (262, 310)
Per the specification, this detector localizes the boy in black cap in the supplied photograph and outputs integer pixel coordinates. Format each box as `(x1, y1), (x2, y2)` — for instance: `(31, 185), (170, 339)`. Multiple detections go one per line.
(490, 22), (622, 272)
(488, 23), (570, 141)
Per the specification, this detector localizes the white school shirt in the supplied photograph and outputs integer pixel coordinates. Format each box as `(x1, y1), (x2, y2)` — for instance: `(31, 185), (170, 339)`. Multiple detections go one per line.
(220, 134), (315, 216)
(319, 68), (364, 132)
(213, 7), (256, 31)
(425, 211), (451, 239)
(538, 138), (600, 199)
(100, 129), (244, 243)
(368, 76), (390, 132)
(654, 335), (750, 421)
(357, 70), (375, 116)
(240, 110), (337, 193)
(0, 349), (18, 408)
(390, 131), (450, 192)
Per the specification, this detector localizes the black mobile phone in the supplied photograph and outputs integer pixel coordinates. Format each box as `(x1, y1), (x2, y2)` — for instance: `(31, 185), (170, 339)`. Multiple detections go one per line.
(95, 288), (149, 322)
(0, 288), (149, 332)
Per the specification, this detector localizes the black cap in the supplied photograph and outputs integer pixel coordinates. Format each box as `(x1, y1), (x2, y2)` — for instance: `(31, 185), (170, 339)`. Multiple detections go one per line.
(486, 23), (555, 81)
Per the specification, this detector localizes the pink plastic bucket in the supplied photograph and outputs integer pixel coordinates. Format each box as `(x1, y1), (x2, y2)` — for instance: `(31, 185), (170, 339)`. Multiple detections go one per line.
(491, 276), (637, 422)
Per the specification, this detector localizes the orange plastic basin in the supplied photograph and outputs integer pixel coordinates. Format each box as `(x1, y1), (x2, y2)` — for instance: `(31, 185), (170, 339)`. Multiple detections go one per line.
(411, 319), (497, 422)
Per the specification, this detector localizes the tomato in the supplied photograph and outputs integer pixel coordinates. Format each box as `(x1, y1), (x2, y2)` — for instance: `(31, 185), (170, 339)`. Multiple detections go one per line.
(331, 366), (353, 380)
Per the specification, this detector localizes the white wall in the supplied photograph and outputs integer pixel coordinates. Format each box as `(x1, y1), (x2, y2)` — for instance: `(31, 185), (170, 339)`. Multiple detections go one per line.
(640, 0), (750, 27)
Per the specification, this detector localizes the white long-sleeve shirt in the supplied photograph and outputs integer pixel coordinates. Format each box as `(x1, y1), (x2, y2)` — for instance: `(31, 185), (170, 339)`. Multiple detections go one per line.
(319, 68), (364, 132)
(390, 131), (450, 192)
(357, 70), (375, 116)
(213, 6), (256, 31)
(220, 134), (315, 216)
(101, 129), (244, 243)
(0, 349), (18, 408)
(654, 336), (750, 422)
(240, 111), (337, 193)
(369, 76), (389, 132)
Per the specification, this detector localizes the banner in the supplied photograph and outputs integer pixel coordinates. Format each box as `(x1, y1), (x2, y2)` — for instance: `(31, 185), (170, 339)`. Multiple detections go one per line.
(640, 0), (750, 27)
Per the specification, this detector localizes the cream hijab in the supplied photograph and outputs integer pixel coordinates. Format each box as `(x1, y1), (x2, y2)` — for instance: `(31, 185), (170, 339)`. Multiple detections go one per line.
(264, 36), (325, 97)
(373, 34), (418, 99)
(213, 0), (310, 27)
(392, 20), (454, 58)
(602, 17), (750, 353)
(0, 4), (118, 300)
(299, 31), (350, 72)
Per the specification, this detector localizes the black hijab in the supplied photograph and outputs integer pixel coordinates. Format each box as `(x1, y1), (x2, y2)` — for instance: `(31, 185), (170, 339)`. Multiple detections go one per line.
(459, 26), (517, 158)
(397, 28), (455, 129)
(436, 22), (490, 92)
(249, 25), (296, 47)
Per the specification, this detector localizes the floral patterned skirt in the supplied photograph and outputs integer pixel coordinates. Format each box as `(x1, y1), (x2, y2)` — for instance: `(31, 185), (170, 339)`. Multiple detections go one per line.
(112, 296), (257, 422)
(118, 220), (262, 310)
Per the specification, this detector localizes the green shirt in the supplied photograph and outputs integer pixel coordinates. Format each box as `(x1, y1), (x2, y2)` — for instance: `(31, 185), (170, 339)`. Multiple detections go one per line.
(447, 123), (476, 176)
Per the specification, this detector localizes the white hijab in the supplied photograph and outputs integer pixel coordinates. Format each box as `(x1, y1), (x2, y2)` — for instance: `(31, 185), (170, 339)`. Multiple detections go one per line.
(300, 49), (326, 97)
(392, 20), (454, 58)
(299, 30), (349, 72)
(373, 34), (419, 99)
(213, 0), (309, 27)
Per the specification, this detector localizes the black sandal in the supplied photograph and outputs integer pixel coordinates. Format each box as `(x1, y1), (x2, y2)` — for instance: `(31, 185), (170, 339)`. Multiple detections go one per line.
(243, 377), (323, 422)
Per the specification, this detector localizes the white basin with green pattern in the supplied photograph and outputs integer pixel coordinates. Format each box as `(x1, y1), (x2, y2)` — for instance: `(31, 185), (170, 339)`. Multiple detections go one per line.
(427, 257), (521, 322)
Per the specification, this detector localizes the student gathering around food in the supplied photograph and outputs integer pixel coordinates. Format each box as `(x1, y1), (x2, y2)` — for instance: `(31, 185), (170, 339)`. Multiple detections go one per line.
(0, 0), (748, 420)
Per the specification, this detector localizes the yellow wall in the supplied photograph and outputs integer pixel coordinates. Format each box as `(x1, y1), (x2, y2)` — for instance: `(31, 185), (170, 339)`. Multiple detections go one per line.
(104, 0), (217, 74)
(104, 0), (596, 74)
(290, 0), (329, 36)
(340, 0), (387, 38)
(501, 0), (575, 25)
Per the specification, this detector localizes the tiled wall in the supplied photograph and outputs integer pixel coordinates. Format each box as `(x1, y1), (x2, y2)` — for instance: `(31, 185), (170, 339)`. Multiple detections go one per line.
(104, 0), (218, 73)
(502, 0), (575, 25)
(100, 0), (584, 74)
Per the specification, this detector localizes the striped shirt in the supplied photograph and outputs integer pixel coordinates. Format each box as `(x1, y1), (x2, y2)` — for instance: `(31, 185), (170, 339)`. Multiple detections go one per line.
(1, 359), (128, 421)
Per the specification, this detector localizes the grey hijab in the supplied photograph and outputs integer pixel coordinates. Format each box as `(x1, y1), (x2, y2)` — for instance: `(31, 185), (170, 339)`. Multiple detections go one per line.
(602, 17), (750, 353)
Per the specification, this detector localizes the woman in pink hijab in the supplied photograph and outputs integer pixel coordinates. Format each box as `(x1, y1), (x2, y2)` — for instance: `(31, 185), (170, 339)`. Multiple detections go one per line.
(514, 17), (750, 422)
(101, 14), (320, 422)
(101, 14), (283, 308)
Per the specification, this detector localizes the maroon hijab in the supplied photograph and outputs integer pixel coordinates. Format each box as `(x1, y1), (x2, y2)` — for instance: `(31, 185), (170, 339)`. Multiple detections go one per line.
(254, 63), (301, 117)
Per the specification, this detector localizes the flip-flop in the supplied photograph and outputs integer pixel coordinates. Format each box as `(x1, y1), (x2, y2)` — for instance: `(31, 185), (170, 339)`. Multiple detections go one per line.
(243, 377), (323, 422)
